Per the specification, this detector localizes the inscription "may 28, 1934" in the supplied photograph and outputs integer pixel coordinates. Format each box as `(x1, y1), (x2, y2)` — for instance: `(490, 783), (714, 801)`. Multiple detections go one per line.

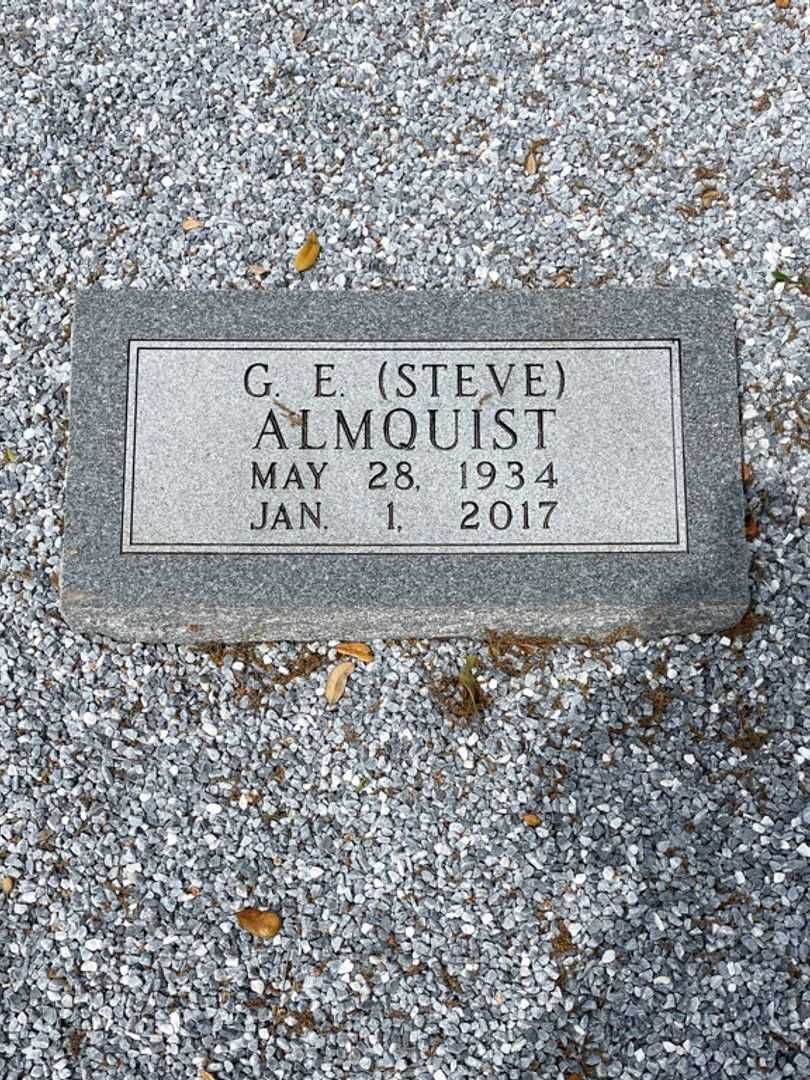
(121, 339), (687, 554)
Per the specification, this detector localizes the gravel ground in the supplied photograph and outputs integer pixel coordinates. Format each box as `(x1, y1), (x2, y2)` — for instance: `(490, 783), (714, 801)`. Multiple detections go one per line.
(1, 1), (809, 1078)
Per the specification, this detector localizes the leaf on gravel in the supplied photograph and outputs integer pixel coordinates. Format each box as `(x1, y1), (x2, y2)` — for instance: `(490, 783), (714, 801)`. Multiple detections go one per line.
(522, 812), (542, 827)
(294, 230), (320, 272)
(523, 138), (546, 175)
(325, 660), (354, 704)
(2, 876), (13, 896)
(336, 642), (374, 663)
(200, 1072), (216, 1080)
(700, 188), (720, 209)
(551, 267), (575, 288)
(292, 27), (308, 45)
(774, 0), (790, 8)
(181, 217), (204, 233)
(247, 263), (269, 278)
(458, 655), (484, 713)
(236, 907), (282, 940)
(1, 447), (18, 464)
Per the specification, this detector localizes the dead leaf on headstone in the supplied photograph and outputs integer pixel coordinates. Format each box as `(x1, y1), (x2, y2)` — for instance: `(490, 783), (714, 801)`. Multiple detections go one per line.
(181, 217), (204, 233)
(236, 907), (282, 940)
(247, 263), (269, 278)
(336, 642), (374, 663)
(294, 231), (320, 272)
(325, 660), (354, 704)
(2, 876), (13, 896)
(458, 655), (484, 713)
(272, 400), (304, 428)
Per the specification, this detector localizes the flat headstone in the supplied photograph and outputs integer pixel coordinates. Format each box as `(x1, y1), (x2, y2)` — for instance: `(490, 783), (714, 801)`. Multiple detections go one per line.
(61, 288), (749, 641)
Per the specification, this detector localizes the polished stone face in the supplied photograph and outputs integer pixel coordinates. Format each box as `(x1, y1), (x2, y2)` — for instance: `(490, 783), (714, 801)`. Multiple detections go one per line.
(121, 338), (686, 554)
(61, 288), (748, 641)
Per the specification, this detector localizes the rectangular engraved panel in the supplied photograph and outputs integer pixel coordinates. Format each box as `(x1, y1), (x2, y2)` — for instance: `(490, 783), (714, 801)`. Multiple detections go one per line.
(121, 340), (687, 554)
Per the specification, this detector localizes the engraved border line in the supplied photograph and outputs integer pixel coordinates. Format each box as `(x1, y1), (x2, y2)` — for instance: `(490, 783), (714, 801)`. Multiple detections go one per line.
(122, 339), (688, 556)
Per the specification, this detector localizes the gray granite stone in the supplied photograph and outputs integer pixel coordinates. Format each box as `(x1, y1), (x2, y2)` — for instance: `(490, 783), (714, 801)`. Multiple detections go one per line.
(60, 288), (749, 641)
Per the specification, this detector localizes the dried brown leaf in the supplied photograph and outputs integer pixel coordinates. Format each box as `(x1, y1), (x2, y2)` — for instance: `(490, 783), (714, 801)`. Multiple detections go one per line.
(700, 188), (721, 209)
(294, 230), (320, 272)
(272, 400), (304, 428)
(247, 263), (269, 278)
(2, 876), (13, 896)
(292, 27), (308, 45)
(524, 149), (537, 175)
(741, 462), (754, 484)
(181, 217), (204, 233)
(745, 514), (759, 541)
(774, 0), (789, 8)
(325, 660), (354, 704)
(458, 655), (484, 714)
(201, 1072), (216, 1080)
(522, 812), (542, 827)
(236, 907), (282, 940)
(550, 267), (575, 288)
(336, 642), (374, 663)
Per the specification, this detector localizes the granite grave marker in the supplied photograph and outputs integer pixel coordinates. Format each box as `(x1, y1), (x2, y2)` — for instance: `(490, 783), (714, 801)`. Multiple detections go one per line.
(61, 288), (748, 641)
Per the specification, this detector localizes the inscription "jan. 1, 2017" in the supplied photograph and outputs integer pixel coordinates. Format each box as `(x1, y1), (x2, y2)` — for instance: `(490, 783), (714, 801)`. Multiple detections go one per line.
(121, 340), (687, 554)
